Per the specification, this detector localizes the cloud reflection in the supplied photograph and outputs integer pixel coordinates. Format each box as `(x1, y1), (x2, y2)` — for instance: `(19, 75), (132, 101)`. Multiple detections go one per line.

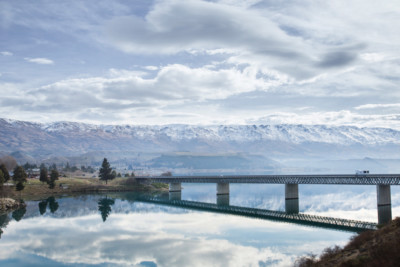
(0, 207), (351, 267)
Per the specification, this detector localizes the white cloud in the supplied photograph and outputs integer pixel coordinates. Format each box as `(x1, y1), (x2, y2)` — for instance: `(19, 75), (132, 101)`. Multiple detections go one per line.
(247, 111), (400, 129)
(24, 57), (54, 65)
(0, 51), (13, 56)
(355, 103), (400, 110)
(144, 65), (158, 71)
(0, 213), (308, 267)
(1, 0), (400, 126)
(22, 64), (274, 108)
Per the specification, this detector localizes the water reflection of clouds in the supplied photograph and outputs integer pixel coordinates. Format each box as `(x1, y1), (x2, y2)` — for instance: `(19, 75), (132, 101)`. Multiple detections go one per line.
(225, 184), (400, 221)
(0, 210), (351, 267)
(2, 184), (396, 266)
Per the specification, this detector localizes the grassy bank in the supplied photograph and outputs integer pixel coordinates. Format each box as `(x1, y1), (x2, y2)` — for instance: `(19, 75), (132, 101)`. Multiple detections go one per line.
(1, 177), (169, 201)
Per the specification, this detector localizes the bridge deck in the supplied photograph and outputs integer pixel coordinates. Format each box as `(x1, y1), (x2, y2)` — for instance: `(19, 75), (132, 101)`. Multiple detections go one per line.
(136, 174), (400, 185)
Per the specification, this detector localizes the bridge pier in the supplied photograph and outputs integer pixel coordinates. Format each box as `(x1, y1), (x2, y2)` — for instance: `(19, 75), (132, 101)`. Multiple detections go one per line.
(217, 182), (229, 195)
(217, 194), (230, 206)
(169, 191), (182, 201)
(285, 184), (299, 214)
(377, 185), (392, 224)
(169, 183), (181, 192)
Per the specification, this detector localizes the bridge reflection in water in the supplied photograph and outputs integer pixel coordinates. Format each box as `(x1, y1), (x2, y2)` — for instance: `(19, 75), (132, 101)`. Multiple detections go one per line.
(137, 174), (400, 225)
(135, 194), (377, 233)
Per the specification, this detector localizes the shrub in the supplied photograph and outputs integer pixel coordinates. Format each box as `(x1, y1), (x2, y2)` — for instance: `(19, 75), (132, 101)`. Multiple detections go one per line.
(124, 177), (137, 186)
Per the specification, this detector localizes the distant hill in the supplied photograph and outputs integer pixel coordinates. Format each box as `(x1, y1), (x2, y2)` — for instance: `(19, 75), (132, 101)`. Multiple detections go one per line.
(1, 118), (400, 165)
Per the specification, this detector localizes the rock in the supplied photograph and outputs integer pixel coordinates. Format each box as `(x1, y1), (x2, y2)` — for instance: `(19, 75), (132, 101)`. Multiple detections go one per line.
(0, 198), (26, 212)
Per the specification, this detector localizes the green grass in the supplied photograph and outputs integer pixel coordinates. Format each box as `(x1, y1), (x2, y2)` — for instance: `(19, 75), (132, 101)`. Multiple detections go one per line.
(3, 177), (168, 200)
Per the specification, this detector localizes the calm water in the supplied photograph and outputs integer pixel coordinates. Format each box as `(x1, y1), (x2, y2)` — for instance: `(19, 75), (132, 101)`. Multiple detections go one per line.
(1, 184), (399, 267)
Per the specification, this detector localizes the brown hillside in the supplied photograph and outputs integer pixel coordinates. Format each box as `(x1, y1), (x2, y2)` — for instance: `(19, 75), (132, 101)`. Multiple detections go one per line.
(295, 217), (400, 267)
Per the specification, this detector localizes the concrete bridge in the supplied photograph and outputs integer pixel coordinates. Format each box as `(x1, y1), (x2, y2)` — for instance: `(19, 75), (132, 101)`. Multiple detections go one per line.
(135, 195), (377, 233)
(136, 173), (400, 224)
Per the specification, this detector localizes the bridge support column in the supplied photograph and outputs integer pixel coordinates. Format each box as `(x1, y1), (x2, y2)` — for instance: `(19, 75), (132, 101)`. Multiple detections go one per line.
(285, 184), (299, 214)
(169, 183), (181, 192)
(377, 185), (392, 224)
(217, 194), (230, 206)
(169, 191), (182, 201)
(217, 182), (229, 195)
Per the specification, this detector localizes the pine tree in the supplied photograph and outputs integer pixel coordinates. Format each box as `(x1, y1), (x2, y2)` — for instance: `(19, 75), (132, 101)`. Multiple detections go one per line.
(16, 182), (25, 192)
(12, 205), (26, 222)
(99, 158), (115, 184)
(65, 162), (70, 171)
(38, 200), (47, 215)
(48, 169), (59, 189)
(13, 165), (27, 193)
(98, 197), (115, 222)
(48, 196), (59, 213)
(40, 168), (48, 184)
(0, 170), (4, 188)
(0, 164), (10, 182)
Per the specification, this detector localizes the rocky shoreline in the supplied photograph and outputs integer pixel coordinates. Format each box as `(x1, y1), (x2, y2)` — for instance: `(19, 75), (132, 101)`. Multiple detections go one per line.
(0, 198), (27, 213)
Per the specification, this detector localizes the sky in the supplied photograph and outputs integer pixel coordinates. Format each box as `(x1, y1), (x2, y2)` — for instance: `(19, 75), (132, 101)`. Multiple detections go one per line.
(1, 0), (400, 128)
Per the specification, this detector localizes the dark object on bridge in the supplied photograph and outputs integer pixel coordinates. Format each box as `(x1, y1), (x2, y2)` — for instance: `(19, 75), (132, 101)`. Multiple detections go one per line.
(356, 170), (370, 175)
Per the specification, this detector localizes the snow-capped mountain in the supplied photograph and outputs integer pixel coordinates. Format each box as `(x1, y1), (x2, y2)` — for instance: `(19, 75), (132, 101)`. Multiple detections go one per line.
(1, 118), (399, 159)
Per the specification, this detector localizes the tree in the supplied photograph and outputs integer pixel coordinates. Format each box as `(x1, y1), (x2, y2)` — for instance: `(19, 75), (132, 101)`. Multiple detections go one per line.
(98, 197), (115, 222)
(0, 170), (4, 189)
(49, 163), (57, 171)
(65, 162), (70, 171)
(40, 168), (48, 184)
(50, 169), (59, 181)
(0, 164), (10, 182)
(12, 204), (26, 222)
(0, 170), (4, 197)
(48, 196), (59, 213)
(48, 169), (59, 189)
(99, 158), (115, 184)
(13, 165), (27, 194)
(38, 200), (47, 215)
(16, 182), (25, 193)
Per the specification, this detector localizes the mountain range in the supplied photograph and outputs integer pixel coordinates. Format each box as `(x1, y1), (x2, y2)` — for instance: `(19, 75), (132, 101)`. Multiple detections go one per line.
(1, 118), (399, 160)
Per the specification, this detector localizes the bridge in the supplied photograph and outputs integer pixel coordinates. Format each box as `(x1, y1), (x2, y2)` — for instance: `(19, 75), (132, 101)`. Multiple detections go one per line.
(136, 173), (400, 224)
(135, 195), (377, 233)
(135, 174), (400, 185)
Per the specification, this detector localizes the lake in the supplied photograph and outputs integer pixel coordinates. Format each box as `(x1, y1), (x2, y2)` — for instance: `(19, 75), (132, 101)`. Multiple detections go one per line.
(1, 183), (399, 266)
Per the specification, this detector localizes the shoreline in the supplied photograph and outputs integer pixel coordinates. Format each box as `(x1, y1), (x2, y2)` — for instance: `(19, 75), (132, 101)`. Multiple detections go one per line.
(0, 198), (27, 214)
(0, 177), (169, 208)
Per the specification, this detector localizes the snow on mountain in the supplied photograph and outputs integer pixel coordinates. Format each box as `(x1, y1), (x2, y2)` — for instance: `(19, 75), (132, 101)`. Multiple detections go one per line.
(1, 118), (399, 159)
(40, 122), (399, 145)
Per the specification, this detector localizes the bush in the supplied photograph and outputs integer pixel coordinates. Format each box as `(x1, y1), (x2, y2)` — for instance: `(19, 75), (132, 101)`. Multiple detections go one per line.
(294, 254), (317, 267)
(345, 231), (374, 250)
(124, 177), (137, 186)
